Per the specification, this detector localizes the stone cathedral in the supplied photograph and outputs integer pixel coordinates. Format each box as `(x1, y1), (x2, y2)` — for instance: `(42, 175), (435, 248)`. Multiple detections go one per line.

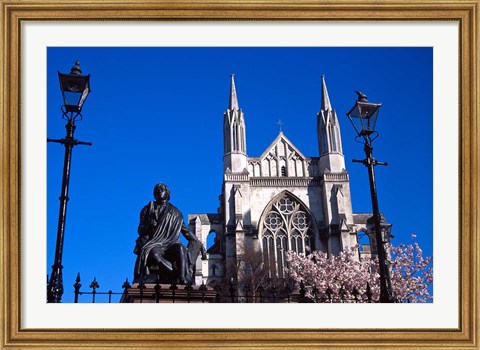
(188, 75), (376, 289)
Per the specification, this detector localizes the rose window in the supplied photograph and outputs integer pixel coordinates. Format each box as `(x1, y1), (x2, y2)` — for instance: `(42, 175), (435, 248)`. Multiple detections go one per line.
(292, 212), (308, 230)
(264, 212), (283, 231)
(278, 197), (294, 214)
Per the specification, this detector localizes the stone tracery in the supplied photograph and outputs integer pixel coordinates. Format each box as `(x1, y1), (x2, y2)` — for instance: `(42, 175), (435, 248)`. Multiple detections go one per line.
(260, 193), (315, 278)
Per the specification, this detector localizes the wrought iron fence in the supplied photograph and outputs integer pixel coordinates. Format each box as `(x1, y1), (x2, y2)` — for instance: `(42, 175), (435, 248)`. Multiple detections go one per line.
(72, 273), (381, 303)
(72, 273), (130, 303)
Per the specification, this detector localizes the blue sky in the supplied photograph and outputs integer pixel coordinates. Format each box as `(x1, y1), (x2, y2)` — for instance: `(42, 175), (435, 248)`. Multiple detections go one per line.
(47, 47), (433, 302)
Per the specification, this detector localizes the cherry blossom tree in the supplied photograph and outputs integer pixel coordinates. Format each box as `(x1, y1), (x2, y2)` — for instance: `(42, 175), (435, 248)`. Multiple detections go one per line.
(285, 235), (433, 303)
(389, 235), (433, 302)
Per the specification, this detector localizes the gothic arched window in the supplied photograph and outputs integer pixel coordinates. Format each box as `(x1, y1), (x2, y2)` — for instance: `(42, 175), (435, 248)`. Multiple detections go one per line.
(259, 193), (316, 278)
(206, 231), (216, 250)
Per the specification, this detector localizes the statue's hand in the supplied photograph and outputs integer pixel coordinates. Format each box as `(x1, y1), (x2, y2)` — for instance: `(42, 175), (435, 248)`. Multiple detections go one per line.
(201, 246), (207, 260)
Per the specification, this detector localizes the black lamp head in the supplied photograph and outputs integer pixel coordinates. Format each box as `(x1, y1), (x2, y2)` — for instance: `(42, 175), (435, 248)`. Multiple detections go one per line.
(58, 60), (90, 113)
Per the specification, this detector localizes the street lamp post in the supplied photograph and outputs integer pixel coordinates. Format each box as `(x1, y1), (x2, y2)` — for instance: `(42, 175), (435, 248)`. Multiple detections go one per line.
(346, 91), (394, 303)
(47, 61), (92, 303)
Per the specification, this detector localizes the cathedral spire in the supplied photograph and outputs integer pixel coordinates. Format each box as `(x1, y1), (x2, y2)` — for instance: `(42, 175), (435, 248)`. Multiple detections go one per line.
(224, 74), (247, 172)
(229, 74), (239, 111)
(321, 75), (332, 112)
(317, 75), (345, 173)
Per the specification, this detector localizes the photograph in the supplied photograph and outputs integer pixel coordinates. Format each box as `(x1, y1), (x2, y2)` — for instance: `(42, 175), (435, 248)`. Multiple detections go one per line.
(46, 47), (434, 305)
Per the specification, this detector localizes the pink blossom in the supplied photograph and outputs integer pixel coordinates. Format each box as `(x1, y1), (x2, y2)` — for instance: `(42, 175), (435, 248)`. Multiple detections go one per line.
(285, 238), (433, 303)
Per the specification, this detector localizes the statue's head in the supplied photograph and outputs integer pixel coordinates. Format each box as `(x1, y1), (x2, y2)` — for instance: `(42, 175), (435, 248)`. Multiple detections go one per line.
(153, 183), (170, 202)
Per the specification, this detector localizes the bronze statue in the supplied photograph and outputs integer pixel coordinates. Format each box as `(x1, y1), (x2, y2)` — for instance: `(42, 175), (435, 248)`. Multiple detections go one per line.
(133, 183), (207, 284)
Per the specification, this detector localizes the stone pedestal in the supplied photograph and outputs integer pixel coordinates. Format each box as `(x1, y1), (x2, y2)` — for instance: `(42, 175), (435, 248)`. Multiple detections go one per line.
(120, 283), (217, 303)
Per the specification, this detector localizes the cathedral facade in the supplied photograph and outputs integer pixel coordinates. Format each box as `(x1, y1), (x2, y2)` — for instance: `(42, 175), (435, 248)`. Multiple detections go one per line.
(188, 75), (378, 289)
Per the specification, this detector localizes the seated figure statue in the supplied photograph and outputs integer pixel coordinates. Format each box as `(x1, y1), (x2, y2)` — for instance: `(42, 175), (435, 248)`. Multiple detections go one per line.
(133, 183), (207, 284)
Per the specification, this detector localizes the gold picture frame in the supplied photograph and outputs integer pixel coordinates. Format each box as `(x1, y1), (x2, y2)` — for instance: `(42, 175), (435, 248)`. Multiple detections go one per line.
(1, 0), (478, 349)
